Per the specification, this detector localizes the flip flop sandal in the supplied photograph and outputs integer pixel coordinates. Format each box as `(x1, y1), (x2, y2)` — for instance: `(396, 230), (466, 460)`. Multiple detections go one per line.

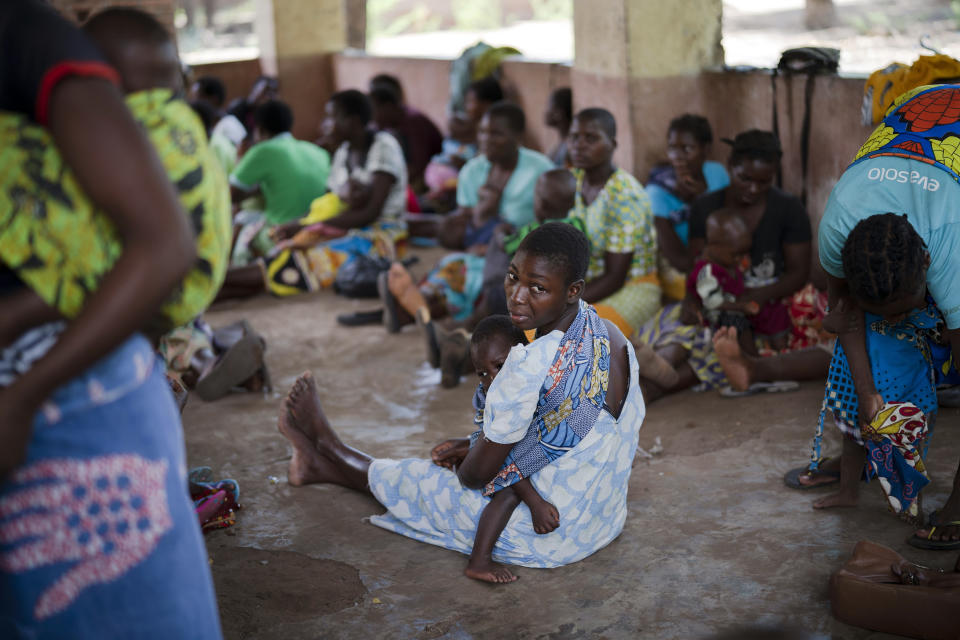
(336, 309), (384, 327)
(258, 362), (273, 394)
(189, 466), (214, 484)
(195, 335), (265, 401)
(378, 271), (402, 334)
(783, 465), (840, 490)
(906, 516), (960, 550)
(719, 380), (800, 398)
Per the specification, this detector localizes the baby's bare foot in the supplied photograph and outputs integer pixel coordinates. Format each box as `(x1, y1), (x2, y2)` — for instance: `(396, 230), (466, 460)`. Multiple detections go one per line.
(464, 558), (519, 584)
(813, 491), (859, 510)
(713, 327), (754, 391)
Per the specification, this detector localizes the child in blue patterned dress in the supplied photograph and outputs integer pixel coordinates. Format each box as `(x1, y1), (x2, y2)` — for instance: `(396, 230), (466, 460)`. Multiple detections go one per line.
(457, 315), (560, 583)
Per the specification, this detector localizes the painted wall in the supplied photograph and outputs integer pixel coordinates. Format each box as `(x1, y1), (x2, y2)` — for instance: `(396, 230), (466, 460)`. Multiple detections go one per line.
(596, 70), (872, 233)
(190, 58), (264, 107)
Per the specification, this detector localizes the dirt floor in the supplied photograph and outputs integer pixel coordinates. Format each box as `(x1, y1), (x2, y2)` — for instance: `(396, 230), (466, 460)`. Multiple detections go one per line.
(185, 249), (960, 640)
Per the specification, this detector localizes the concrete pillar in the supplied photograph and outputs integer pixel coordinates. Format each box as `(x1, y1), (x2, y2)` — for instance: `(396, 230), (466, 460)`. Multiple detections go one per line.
(49, 0), (176, 30)
(572, 0), (723, 174)
(257, 0), (348, 140)
(345, 0), (366, 51)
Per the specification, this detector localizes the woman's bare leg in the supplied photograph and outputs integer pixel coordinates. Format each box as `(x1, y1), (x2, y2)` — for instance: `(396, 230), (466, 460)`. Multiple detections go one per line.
(713, 327), (831, 391)
(277, 372), (373, 494)
(387, 263), (429, 318)
(813, 437), (864, 509)
(215, 264), (266, 301)
(639, 362), (698, 404)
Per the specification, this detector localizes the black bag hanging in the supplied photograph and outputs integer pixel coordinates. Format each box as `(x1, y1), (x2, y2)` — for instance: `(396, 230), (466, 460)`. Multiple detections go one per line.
(771, 47), (840, 206)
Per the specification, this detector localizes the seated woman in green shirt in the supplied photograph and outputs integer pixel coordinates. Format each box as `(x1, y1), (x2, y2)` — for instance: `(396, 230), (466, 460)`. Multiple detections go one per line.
(218, 90), (409, 299)
(228, 100), (331, 265)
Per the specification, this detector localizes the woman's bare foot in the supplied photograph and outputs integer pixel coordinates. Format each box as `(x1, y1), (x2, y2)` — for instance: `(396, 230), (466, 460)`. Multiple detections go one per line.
(914, 506), (960, 544)
(277, 372), (347, 486)
(813, 490), (859, 509)
(713, 326), (755, 391)
(464, 558), (519, 584)
(387, 263), (428, 317)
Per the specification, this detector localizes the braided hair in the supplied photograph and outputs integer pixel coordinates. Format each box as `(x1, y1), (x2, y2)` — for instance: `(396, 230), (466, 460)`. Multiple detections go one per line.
(841, 213), (927, 305)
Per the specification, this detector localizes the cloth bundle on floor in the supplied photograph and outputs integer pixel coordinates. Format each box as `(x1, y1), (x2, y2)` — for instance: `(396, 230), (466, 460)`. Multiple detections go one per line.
(189, 467), (241, 534)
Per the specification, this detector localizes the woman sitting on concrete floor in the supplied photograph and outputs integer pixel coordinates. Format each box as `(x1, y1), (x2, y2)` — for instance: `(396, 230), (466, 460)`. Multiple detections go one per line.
(368, 73), (443, 193)
(568, 107), (661, 340)
(635, 130), (822, 402)
(220, 89), (409, 298)
(277, 223), (645, 577)
(223, 99), (331, 270)
(645, 114), (730, 300)
(437, 101), (555, 251)
(419, 77), (500, 213)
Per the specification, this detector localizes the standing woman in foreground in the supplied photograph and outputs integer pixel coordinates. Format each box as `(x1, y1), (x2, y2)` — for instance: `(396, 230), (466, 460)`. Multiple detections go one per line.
(0, 2), (221, 637)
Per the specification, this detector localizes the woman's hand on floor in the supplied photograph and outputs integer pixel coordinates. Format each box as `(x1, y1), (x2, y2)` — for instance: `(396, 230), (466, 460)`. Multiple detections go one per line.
(430, 438), (471, 469)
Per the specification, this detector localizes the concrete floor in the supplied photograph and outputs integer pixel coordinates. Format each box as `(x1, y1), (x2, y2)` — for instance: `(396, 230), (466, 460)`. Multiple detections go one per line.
(185, 253), (960, 640)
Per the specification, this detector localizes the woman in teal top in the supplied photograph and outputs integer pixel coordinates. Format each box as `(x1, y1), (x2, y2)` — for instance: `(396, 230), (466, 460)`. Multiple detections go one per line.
(440, 102), (554, 249)
(645, 114), (729, 275)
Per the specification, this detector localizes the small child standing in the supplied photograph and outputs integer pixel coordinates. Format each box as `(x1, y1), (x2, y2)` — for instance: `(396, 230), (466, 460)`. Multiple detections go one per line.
(688, 208), (790, 353)
(462, 315), (560, 584)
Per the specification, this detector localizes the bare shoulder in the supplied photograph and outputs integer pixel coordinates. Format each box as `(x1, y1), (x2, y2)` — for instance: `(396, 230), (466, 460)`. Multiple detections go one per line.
(602, 319), (629, 359)
(601, 319), (630, 418)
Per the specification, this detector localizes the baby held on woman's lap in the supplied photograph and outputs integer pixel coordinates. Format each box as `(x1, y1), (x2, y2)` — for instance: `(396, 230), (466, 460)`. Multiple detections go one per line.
(431, 316), (560, 584)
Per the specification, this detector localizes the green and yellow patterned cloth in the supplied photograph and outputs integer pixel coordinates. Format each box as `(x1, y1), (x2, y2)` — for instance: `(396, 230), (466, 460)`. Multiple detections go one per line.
(570, 167), (662, 336)
(0, 88), (231, 333)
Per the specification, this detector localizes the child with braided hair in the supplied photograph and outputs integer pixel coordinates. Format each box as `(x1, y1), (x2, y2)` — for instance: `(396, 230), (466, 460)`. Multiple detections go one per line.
(807, 87), (960, 546)
(812, 213), (940, 523)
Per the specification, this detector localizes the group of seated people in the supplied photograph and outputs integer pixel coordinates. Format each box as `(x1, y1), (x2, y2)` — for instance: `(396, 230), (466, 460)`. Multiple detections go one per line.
(181, 57), (960, 580)
(3, 2), (960, 636)
(154, 55), (960, 565)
